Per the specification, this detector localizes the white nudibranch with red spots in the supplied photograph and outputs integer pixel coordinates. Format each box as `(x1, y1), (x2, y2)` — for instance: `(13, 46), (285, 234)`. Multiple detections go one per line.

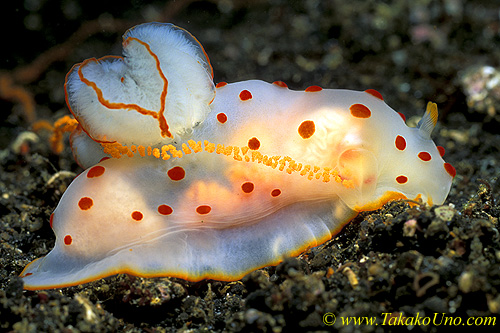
(20, 23), (456, 290)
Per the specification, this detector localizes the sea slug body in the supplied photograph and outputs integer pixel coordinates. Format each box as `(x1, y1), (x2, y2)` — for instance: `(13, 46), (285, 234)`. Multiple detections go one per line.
(20, 23), (455, 290)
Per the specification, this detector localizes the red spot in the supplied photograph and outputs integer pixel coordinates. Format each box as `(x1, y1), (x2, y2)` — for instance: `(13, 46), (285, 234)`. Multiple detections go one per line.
(167, 166), (185, 181)
(49, 213), (54, 228)
(437, 146), (445, 157)
(241, 182), (254, 193)
(64, 235), (72, 245)
(418, 152), (432, 161)
(158, 204), (173, 215)
(239, 90), (252, 101)
(273, 81), (288, 88)
(444, 163), (456, 178)
(78, 197), (93, 210)
(395, 135), (406, 151)
(396, 175), (408, 184)
(216, 82), (228, 88)
(87, 165), (105, 178)
(131, 211), (143, 221)
(248, 137), (261, 150)
(217, 112), (228, 124)
(350, 104), (372, 118)
(271, 189), (281, 197)
(196, 205), (211, 214)
(364, 89), (383, 100)
(99, 156), (111, 162)
(298, 120), (316, 139)
(305, 85), (322, 92)
(120, 77), (125, 83)
(398, 112), (406, 122)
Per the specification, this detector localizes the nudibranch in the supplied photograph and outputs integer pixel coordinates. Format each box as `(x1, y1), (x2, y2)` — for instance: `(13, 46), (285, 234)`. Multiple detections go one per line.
(20, 23), (455, 290)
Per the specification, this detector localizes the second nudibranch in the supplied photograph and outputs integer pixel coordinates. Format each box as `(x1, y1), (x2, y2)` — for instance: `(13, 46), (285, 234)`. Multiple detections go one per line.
(20, 22), (455, 290)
